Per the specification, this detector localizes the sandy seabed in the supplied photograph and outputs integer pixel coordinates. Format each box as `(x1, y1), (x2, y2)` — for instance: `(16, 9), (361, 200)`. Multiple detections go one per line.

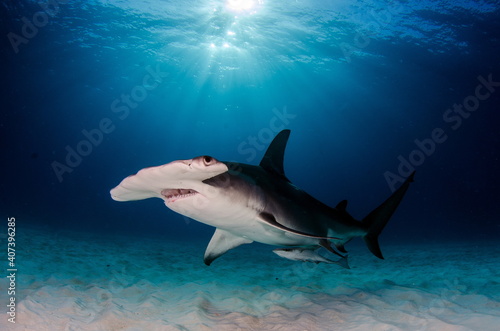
(1, 226), (499, 331)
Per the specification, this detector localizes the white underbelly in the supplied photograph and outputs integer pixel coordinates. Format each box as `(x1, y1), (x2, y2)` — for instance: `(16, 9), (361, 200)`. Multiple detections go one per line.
(167, 196), (320, 247)
(220, 218), (320, 247)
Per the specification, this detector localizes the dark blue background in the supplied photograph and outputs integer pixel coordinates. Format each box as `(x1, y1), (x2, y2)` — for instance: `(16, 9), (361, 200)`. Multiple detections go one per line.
(1, 0), (499, 245)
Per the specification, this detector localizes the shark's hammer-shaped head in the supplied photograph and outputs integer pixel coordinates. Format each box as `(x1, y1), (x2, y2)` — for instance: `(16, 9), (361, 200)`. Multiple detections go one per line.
(110, 155), (229, 219)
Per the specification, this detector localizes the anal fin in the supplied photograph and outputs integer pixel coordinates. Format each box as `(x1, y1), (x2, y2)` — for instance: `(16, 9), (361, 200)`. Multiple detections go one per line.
(204, 229), (253, 266)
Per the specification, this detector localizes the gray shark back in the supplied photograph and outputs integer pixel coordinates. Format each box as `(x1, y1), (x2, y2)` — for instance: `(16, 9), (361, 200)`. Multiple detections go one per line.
(217, 130), (415, 260)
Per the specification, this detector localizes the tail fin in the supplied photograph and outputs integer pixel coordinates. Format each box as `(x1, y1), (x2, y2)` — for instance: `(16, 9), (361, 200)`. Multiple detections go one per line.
(362, 172), (415, 259)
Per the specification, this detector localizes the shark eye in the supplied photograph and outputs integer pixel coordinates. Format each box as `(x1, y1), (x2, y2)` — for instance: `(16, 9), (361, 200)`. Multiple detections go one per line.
(203, 156), (214, 165)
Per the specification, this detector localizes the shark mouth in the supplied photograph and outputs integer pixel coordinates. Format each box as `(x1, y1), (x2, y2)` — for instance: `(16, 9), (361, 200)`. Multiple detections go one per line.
(161, 188), (199, 202)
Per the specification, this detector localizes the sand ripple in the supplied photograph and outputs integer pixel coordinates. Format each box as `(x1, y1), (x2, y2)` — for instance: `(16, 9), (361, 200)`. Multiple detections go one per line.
(1, 228), (499, 330)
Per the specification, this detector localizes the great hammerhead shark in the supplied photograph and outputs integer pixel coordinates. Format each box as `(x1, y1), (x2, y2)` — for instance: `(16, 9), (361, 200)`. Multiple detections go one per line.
(110, 130), (414, 268)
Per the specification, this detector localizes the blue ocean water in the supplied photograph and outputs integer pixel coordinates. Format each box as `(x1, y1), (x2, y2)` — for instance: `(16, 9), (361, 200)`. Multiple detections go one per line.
(2, 1), (500, 329)
(2, 0), (498, 243)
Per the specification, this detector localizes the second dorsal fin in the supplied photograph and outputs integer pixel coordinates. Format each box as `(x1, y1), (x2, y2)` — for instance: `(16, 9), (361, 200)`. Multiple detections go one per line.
(336, 200), (348, 211)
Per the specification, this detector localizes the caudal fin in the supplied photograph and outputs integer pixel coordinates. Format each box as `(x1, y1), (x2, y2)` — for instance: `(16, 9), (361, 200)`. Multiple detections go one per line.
(362, 172), (415, 259)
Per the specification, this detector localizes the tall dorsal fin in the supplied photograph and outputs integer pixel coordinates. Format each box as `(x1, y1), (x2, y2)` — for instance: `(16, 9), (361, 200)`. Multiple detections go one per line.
(259, 129), (291, 179)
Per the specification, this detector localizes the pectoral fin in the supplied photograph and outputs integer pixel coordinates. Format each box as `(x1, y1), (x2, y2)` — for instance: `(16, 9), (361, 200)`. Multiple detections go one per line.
(204, 229), (253, 266)
(258, 212), (340, 240)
